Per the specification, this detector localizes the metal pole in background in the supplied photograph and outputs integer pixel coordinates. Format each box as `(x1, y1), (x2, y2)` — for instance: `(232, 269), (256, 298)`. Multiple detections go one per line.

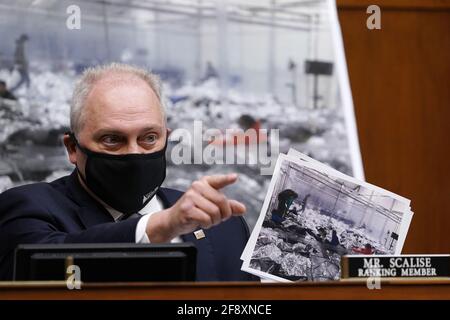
(101, 1), (112, 61)
(195, 0), (203, 83)
(268, 0), (276, 96)
(216, 0), (229, 96)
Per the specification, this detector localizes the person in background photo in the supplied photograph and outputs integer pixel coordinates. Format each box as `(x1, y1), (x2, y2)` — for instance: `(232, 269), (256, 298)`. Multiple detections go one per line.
(0, 80), (16, 100)
(11, 34), (30, 92)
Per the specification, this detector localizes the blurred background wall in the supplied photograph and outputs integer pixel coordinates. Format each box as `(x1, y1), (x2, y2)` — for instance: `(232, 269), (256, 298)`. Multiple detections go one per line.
(337, 0), (450, 253)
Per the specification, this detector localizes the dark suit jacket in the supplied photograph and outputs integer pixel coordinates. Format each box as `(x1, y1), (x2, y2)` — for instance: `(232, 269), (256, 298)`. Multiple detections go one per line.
(0, 170), (255, 281)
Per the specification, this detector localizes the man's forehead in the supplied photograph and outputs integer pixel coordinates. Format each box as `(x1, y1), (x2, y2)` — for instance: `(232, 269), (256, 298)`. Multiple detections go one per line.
(80, 73), (165, 135)
(85, 74), (162, 113)
(90, 73), (155, 95)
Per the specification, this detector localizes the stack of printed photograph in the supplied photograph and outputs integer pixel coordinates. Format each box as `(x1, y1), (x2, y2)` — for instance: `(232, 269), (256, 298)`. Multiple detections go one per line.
(241, 149), (413, 282)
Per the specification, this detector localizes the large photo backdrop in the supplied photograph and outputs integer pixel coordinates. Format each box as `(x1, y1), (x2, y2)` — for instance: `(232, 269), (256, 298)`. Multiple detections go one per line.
(0, 0), (363, 229)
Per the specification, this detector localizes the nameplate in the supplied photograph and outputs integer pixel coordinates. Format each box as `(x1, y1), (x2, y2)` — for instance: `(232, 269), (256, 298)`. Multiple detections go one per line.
(341, 254), (450, 278)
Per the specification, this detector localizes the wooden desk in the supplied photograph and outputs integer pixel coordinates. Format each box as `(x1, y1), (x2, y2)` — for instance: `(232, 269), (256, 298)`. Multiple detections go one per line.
(0, 278), (449, 300)
(337, 0), (450, 254)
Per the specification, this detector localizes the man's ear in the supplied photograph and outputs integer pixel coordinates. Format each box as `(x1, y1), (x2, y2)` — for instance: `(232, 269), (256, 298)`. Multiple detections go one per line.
(166, 128), (172, 138)
(63, 133), (77, 165)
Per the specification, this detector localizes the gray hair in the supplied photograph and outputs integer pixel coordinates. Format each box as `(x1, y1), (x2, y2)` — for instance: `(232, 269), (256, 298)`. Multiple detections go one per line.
(70, 62), (165, 135)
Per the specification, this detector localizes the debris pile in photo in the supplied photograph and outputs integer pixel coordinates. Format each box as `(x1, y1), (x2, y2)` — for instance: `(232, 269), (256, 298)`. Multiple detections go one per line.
(249, 205), (393, 281)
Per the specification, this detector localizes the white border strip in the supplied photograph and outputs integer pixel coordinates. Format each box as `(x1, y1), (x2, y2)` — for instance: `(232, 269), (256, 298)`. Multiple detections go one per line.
(327, 0), (365, 180)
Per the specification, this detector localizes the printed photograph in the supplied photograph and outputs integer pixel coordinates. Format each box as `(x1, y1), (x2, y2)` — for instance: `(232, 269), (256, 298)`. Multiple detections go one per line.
(242, 154), (412, 281)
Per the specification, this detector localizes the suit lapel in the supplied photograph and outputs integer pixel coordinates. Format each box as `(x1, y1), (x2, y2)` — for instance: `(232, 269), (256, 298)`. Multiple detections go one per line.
(181, 230), (218, 281)
(158, 187), (219, 280)
(66, 170), (114, 228)
(156, 187), (182, 207)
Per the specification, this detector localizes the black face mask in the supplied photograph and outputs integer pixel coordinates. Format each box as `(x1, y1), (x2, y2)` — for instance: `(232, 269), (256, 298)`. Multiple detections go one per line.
(68, 132), (167, 215)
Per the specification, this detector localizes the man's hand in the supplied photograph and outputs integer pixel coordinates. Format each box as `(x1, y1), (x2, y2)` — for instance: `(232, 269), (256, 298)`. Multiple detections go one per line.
(146, 174), (246, 243)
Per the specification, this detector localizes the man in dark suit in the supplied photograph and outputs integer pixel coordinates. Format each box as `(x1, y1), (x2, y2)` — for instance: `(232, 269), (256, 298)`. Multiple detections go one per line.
(0, 63), (255, 281)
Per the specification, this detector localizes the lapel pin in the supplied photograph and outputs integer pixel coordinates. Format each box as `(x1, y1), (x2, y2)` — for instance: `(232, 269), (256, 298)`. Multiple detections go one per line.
(194, 229), (206, 240)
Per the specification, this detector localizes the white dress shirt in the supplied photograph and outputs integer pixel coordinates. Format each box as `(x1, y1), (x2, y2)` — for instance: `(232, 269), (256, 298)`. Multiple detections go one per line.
(104, 196), (182, 244)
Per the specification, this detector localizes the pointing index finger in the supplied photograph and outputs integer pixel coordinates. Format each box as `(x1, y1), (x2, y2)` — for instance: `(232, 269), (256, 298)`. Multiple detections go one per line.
(204, 173), (238, 190)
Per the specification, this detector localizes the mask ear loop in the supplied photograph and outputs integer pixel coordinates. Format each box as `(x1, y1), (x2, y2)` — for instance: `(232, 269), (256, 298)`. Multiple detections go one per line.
(65, 131), (89, 185)
(66, 131), (93, 155)
(65, 131), (76, 142)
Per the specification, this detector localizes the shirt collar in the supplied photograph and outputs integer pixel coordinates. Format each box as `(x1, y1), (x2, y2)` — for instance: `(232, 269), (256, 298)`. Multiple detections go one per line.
(105, 195), (164, 222)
